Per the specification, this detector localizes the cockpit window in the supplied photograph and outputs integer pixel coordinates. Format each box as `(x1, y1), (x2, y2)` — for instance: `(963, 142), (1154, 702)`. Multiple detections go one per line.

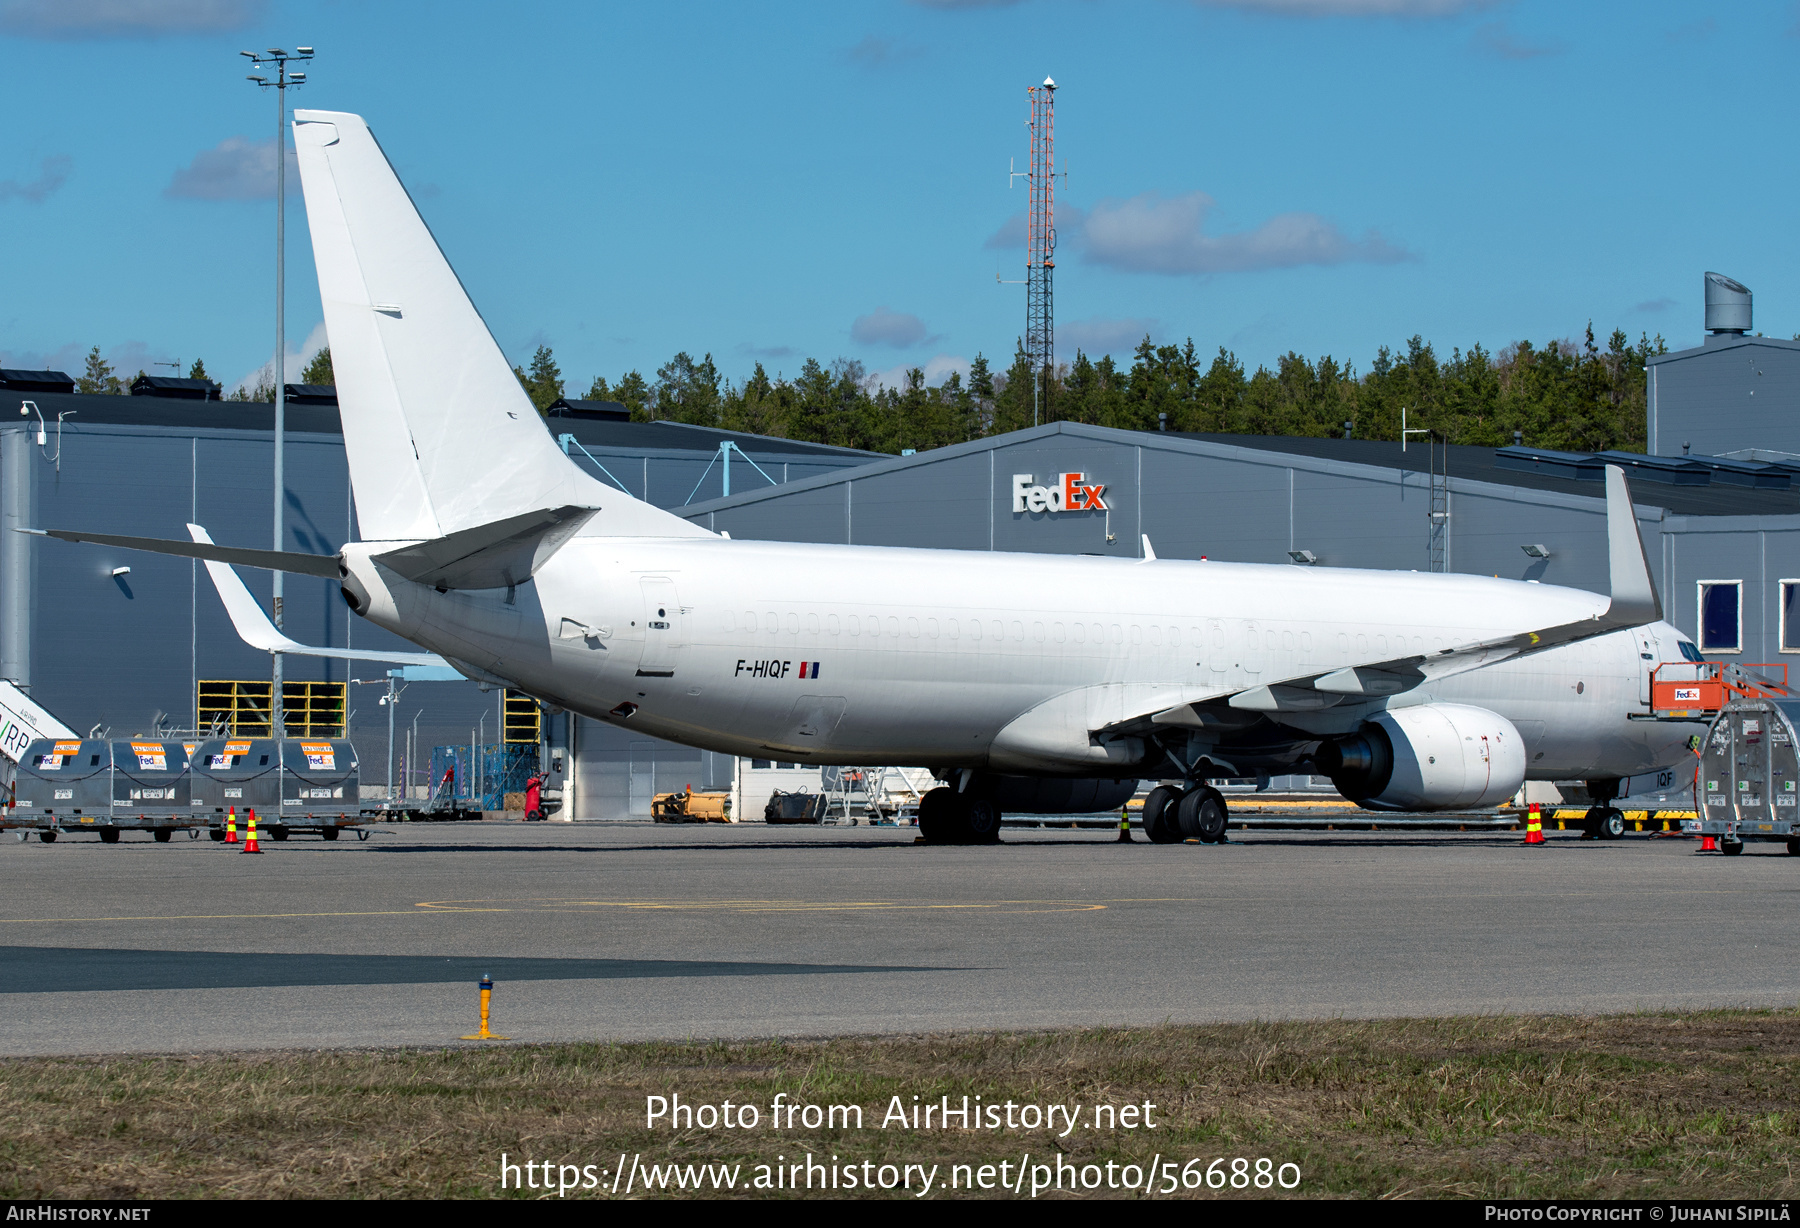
(1679, 640), (1705, 663)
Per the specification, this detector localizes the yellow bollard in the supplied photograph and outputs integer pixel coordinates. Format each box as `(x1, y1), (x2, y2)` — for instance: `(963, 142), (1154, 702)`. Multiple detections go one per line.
(462, 975), (509, 1040)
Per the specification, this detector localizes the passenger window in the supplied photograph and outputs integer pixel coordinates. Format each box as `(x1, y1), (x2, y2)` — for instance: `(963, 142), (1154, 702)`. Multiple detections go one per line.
(752, 759), (770, 769)
(847, 615), (859, 636)
(926, 618), (938, 639)
(828, 614), (840, 635)
(1698, 581), (1742, 653)
(806, 613), (819, 634)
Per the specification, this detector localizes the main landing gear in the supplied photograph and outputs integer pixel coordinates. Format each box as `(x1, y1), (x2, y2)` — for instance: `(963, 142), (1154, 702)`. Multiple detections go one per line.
(917, 788), (1003, 845)
(1141, 783), (1229, 844)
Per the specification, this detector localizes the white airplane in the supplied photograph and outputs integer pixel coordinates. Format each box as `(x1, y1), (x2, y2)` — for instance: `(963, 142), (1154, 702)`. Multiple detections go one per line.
(34, 109), (1708, 843)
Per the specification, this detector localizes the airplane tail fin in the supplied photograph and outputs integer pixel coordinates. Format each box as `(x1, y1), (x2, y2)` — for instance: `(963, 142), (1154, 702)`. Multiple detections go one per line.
(290, 109), (708, 542)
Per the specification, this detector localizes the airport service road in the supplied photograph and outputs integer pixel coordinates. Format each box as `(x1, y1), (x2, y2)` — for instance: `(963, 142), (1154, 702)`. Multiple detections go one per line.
(1, 822), (1797, 1056)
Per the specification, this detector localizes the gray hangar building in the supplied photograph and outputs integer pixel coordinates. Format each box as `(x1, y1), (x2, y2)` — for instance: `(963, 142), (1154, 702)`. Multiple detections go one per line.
(3, 279), (1797, 818)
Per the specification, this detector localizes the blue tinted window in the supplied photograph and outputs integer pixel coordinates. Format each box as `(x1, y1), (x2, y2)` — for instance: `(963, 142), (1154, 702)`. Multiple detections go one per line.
(1785, 582), (1800, 652)
(1699, 583), (1740, 652)
(1679, 640), (1705, 663)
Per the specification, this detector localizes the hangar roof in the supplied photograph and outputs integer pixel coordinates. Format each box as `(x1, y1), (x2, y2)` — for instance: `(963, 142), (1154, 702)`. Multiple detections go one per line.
(0, 390), (880, 461)
(679, 422), (1800, 520)
(1168, 432), (1800, 517)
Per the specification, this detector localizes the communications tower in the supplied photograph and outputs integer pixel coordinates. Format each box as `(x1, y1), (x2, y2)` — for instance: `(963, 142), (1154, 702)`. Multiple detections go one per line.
(1024, 77), (1056, 426)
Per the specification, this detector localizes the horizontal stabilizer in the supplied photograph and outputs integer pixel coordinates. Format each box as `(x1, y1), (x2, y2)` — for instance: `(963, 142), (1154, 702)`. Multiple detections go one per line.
(188, 525), (446, 666)
(372, 505), (597, 590)
(24, 527), (341, 577)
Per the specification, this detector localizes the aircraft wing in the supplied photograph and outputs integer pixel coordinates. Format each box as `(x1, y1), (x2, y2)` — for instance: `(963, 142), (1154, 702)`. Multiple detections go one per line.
(187, 524), (449, 668)
(1125, 463), (1662, 728)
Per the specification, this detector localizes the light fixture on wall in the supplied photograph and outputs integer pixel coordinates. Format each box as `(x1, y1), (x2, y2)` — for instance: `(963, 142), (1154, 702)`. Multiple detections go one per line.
(1521, 544), (1552, 559)
(110, 566), (131, 577)
(1287, 549), (1318, 565)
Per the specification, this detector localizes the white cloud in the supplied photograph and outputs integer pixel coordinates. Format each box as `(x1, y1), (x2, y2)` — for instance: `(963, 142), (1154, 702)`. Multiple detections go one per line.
(0, 0), (264, 38)
(232, 320), (328, 396)
(0, 155), (70, 203)
(0, 340), (189, 381)
(846, 34), (923, 66)
(1470, 19), (1562, 59)
(165, 136), (298, 202)
(1060, 317), (1159, 356)
(1082, 190), (1410, 275)
(869, 354), (972, 391)
(852, 307), (933, 348)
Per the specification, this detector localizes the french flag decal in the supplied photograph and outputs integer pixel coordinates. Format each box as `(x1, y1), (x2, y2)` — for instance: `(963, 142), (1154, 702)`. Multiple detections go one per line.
(800, 661), (821, 679)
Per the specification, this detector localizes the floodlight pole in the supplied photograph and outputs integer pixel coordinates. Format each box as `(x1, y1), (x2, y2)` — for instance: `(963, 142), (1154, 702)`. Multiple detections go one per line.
(244, 45), (311, 739)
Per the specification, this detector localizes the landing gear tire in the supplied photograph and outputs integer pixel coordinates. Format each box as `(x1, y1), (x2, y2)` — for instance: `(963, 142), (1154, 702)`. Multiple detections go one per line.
(918, 788), (960, 844)
(154, 829), (172, 843)
(1141, 785), (1184, 845)
(1722, 838), (1745, 856)
(37, 830), (56, 843)
(917, 787), (1002, 844)
(1598, 808), (1625, 840)
(965, 797), (1002, 844)
(99, 828), (120, 844)
(1176, 787), (1229, 843)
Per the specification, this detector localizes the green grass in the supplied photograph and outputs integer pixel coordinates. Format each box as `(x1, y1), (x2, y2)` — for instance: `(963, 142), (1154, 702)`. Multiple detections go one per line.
(4, 1011), (1799, 1198)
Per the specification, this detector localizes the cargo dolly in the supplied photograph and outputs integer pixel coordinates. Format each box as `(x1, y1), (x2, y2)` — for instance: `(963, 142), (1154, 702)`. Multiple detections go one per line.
(5, 737), (205, 842)
(1686, 697), (1800, 856)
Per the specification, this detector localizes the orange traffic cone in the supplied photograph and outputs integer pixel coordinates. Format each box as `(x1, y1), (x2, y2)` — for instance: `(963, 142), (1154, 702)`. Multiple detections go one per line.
(225, 806), (238, 844)
(1523, 803), (1544, 846)
(241, 808), (263, 854)
(1700, 834), (1717, 852)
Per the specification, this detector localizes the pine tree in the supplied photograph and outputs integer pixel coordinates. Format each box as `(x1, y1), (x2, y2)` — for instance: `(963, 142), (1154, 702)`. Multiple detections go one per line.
(299, 348), (332, 387)
(188, 358), (210, 382)
(76, 346), (121, 395)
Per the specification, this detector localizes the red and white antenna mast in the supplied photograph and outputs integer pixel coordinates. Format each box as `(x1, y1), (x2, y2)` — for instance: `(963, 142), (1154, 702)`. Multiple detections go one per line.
(1024, 76), (1056, 427)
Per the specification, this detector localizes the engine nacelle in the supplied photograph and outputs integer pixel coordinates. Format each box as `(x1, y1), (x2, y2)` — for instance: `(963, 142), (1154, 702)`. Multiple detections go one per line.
(1315, 703), (1525, 811)
(974, 774), (1139, 815)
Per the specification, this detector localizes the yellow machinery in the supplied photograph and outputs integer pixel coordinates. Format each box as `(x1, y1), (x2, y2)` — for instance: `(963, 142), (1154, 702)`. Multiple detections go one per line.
(651, 789), (732, 822)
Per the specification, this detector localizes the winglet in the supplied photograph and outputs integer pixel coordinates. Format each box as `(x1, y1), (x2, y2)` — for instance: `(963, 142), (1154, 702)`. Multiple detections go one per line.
(188, 524), (446, 667)
(1603, 464), (1661, 625)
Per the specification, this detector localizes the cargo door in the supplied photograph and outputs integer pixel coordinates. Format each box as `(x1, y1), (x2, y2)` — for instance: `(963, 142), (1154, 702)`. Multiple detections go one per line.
(637, 578), (682, 678)
(1636, 630), (1655, 706)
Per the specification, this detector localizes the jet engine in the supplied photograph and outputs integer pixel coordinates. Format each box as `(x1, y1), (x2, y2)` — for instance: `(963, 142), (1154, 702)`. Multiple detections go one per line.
(1314, 703), (1525, 811)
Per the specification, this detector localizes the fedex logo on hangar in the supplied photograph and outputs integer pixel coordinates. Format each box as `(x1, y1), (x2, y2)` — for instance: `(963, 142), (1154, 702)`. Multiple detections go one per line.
(1011, 472), (1108, 515)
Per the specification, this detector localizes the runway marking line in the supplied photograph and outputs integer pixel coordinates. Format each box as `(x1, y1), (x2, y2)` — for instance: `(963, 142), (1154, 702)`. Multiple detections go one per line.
(413, 897), (1116, 915)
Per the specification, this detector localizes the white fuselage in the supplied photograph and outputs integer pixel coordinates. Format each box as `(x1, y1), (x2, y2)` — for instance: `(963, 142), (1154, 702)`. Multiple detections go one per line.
(343, 534), (1700, 783)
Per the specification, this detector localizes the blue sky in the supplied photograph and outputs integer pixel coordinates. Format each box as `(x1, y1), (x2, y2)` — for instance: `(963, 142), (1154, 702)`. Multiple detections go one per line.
(1, 0), (1793, 396)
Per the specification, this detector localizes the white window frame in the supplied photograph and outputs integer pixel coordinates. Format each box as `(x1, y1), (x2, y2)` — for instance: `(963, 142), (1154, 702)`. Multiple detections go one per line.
(1781, 580), (1800, 653)
(1696, 579), (1743, 655)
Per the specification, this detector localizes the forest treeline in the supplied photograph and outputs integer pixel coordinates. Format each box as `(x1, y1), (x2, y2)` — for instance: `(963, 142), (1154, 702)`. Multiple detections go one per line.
(71, 322), (1669, 458)
(525, 324), (1668, 456)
